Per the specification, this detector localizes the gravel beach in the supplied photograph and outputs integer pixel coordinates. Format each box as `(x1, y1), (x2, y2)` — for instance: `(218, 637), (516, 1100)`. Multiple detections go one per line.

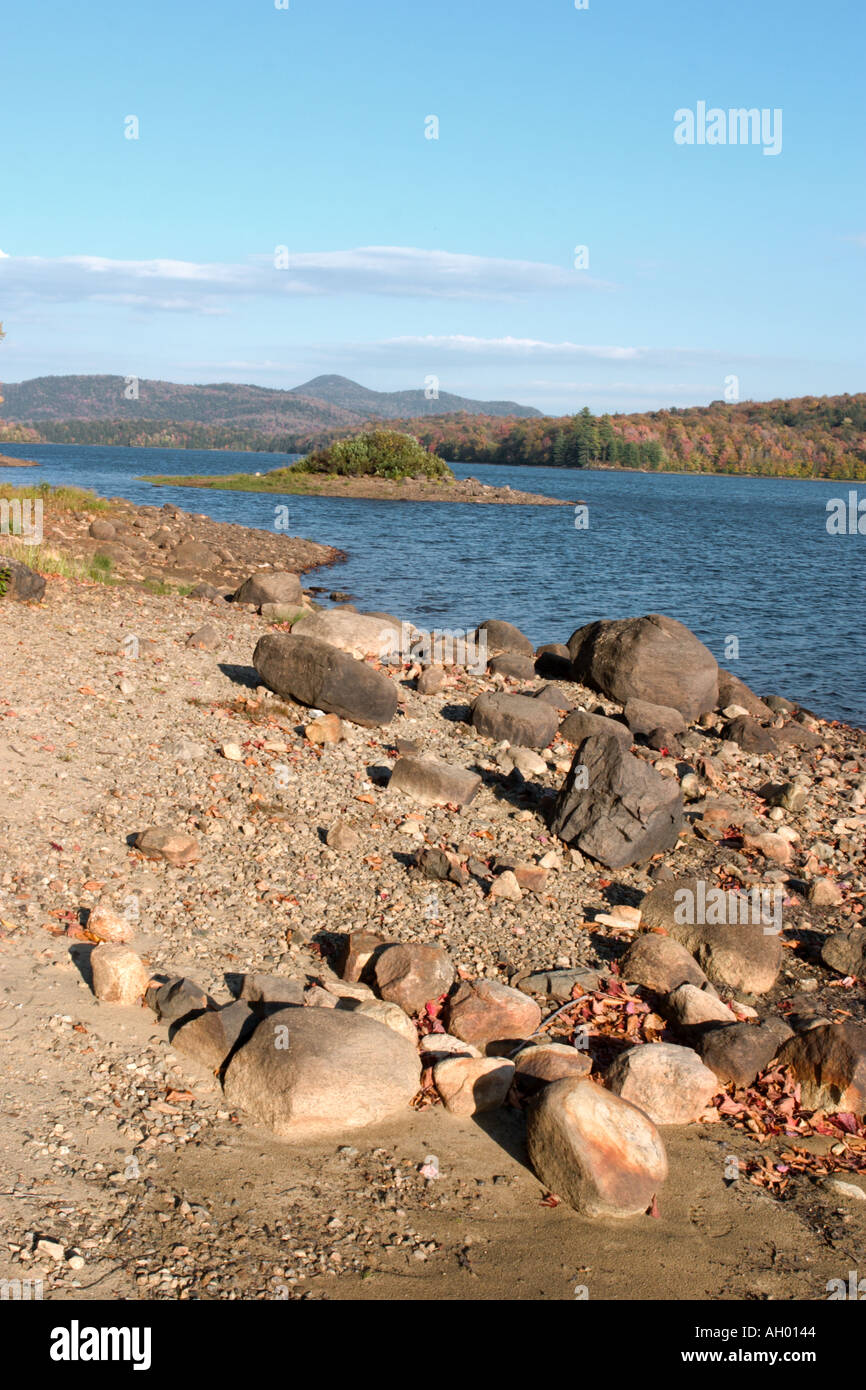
(1, 494), (864, 1302)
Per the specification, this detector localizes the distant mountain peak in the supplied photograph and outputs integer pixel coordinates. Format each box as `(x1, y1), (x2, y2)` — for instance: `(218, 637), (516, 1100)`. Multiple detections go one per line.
(289, 374), (540, 419)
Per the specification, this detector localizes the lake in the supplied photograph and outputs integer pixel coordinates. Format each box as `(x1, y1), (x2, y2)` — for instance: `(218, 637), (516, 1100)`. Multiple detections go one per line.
(1, 441), (863, 729)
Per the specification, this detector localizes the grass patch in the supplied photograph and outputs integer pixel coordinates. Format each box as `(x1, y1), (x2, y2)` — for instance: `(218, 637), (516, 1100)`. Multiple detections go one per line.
(140, 468), (455, 495)
(139, 470), (330, 494)
(1, 541), (120, 585)
(0, 482), (111, 513)
(142, 579), (194, 596)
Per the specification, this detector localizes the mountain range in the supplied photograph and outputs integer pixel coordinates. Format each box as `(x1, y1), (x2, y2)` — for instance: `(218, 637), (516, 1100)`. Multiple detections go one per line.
(0, 374), (541, 429)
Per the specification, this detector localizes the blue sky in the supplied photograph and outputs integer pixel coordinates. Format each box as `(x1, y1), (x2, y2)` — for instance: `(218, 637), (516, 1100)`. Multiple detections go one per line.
(1, 0), (864, 414)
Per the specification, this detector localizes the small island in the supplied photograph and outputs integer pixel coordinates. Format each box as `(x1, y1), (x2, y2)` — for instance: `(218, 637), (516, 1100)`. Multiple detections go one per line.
(0, 454), (39, 467)
(140, 428), (572, 506)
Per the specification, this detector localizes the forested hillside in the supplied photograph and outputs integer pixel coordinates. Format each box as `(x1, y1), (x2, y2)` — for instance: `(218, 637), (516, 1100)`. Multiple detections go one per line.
(1, 383), (863, 479)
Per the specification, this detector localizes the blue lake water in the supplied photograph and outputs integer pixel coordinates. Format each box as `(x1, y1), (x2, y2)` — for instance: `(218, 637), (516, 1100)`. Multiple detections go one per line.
(2, 441), (864, 729)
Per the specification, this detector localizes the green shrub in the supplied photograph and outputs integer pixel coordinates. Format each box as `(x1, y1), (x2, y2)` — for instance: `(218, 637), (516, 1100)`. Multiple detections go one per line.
(295, 429), (453, 481)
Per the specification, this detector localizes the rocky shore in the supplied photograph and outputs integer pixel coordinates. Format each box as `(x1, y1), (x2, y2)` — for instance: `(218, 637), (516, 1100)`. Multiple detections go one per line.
(0, 499), (864, 1302)
(11, 491), (344, 589)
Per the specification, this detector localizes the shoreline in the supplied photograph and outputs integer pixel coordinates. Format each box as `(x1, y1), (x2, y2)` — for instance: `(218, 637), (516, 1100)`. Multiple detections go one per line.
(2, 437), (862, 483)
(2, 478), (862, 728)
(0, 485), (345, 594)
(0, 558), (864, 1300)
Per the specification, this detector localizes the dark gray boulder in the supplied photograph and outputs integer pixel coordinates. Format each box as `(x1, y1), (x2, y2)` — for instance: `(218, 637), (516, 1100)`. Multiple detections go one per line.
(696, 1020), (793, 1088)
(623, 698), (686, 736)
(558, 708), (632, 748)
(551, 733), (683, 868)
(0, 556), (46, 603)
(233, 570), (303, 610)
(471, 691), (559, 749)
(533, 683), (575, 711)
(253, 632), (398, 727)
(475, 619), (534, 658)
(721, 715), (779, 754)
(822, 927), (866, 979)
(534, 643), (573, 679)
(487, 652), (537, 680)
(567, 614), (718, 720)
(717, 670), (774, 720)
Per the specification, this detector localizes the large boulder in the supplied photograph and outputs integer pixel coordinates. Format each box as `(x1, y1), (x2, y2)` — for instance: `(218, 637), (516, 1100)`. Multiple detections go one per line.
(526, 1078), (668, 1218)
(822, 927), (866, 978)
(171, 1001), (257, 1072)
(558, 709), (632, 748)
(388, 756), (481, 808)
(446, 978), (542, 1054)
(533, 683), (575, 711)
(567, 614), (718, 720)
(471, 692), (559, 749)
(487, 653), (536, 680)
(90, 944), (149, 1005)
(776, 1023), (866, 1115)
(696, 1020), (792, 1088)
(774, 721), (824, 751)
(433, 1056), (515, 1116)
(239, 973), (306, 1011)
(253, 633), (398, 727)
(722, 716), (779, 755)
(605, 1043), (719, 1125)
(0, 556), (46, 603)
(623, 699), (686, 737)
(513, 1043), (593, 1094)
(717, 670), (774, 721)
(639, 877), (783, 995)
(534, 643), (573, 680)
(370, 942), (455, 1015)
(233, 570), (302, 610)
(291, 609), (401, 659)
(550, 734), (683, 868)
(222, 1006), (420, 1140)
(169, 539), (218, 570)
(619, 933), (709, 994)
(474, 619), (534, 658)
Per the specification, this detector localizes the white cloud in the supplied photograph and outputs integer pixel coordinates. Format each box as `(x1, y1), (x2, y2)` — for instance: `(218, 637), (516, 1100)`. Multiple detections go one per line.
(0, 246), (612, 313)
(377, 334), (641, 360)
(351, 334), (766, 368)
